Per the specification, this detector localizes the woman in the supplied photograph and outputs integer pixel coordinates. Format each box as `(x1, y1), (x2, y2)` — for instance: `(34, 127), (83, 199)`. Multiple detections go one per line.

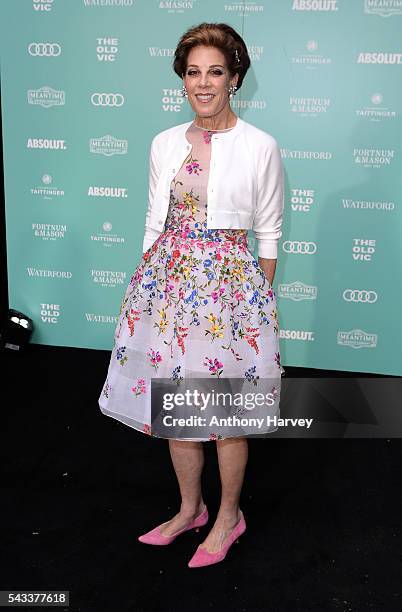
(99, 22), (285, 568)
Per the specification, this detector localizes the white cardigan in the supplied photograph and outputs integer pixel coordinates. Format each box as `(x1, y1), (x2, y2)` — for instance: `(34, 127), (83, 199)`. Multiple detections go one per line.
(142, 116), (284, 259)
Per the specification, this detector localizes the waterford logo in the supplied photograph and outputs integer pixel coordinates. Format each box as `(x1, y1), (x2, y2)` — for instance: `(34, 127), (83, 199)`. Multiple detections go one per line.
(337, 329), (378, 349)
(83, 0), (134, 6)
(278, 281), (318, 301)
(90, 135), (128, 156)
(281, 149), (332, 160)
(28, 86), (65, 108)
(341, 198), (395, 211)
(364, 0), (402, 17)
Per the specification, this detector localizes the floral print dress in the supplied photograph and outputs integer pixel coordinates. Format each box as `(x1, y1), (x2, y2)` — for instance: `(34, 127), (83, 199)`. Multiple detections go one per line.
(98, 120), (284, 441)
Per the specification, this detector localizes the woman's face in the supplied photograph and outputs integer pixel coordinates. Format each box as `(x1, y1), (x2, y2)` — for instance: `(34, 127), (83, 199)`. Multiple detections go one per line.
(182, 45), (238, 118)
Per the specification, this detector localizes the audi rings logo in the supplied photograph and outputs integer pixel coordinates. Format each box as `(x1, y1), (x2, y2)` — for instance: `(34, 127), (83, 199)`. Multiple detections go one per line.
(282, 241), (317, 254)
(91, 93), (125, 107)
(28, 43), (61, 57)
(343, 289), (378, 303)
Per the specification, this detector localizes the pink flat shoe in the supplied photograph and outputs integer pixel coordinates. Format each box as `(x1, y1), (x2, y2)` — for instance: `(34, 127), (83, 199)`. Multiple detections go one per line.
(138, 505), (209, 545)
(188, 510), (246, 568)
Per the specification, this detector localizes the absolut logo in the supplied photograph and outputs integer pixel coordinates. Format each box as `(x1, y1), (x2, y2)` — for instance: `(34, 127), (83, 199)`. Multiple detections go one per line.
(32, 223), (67, 240)
(27, 267), (72, 279)
(279, 329), (315, 341)
(88, 186), (128, 198)
(341, 198), (395, 211)
(357, 52), (402, 64)
(290, 188), (315, 212)
(353, 148), (394, 168)
(337, 329), (377, 349)
(352, 238), (376, 261)
(31, 174), (65, 199)
(90, 135), (128, 156)
(28, 86), (65, 108)
(91, 269), (127, 287)
(278, 281), (318, 301)
(96, 37), (119, 61)
(292, 0), (338, 9)
(162, 88), (184, 112)
(40, 303), (61, 324)
(27, 138), (67, 150)
(290, 96), (331, 116)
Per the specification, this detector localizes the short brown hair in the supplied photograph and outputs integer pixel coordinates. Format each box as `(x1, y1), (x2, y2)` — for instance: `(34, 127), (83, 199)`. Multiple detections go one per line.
(173, 22), (251, 91)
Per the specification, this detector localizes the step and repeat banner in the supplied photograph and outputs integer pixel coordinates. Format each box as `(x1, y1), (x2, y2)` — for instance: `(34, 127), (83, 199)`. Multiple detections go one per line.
(0, 0), (401, 375)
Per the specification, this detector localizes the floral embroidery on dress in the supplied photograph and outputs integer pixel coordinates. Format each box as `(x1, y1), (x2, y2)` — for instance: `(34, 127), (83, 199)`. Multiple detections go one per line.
(99, 120), (283, 441)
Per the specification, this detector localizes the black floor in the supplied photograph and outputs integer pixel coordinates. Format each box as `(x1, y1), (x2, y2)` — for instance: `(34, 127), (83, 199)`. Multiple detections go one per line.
(1, 344), (401, 612)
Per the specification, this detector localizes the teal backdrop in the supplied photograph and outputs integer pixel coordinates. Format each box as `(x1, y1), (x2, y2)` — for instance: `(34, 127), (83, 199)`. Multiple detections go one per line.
(1, 0), (401, 375)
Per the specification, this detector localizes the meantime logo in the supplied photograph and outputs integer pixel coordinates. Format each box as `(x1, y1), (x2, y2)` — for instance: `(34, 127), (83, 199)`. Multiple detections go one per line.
(162, 88), (184, 112)
(352, 238), (376, 261)
(291, 40), (332, 69)
(278, 281), (318, 301)
(341, 198), (395, 211)
(28, 86), (65, 108)
(31, 174), (65, 199)
(364, 0), (402, 17)
(88, 186), (128, 198)
(357, 52), (402, 64)
(32, 223), (67, 240)
(27, 138), (66, 150)
(290, 96), (331, 116)
(290, 188), (315, 212)
(91, 269), (127, 287)
(90, 135), (128, 156)
(96, 37), (119, 62)
(292, 0), (339, 9)
(355, 93), (397, 121)
(27, 267), (72, 279)
(337, 329), (377, 349)
(353, 148), (394, 168)
(281, 149), (332, 160)
(90, 221), (125, 246)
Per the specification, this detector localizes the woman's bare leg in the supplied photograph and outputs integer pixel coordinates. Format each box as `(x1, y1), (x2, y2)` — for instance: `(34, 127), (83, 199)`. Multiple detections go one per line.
(198, 437), (248, 552)
(159, 439), (206, 537)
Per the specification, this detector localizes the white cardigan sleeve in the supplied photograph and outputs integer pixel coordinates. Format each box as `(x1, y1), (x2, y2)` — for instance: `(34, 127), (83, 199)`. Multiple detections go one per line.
(142, 135), (163, 253)
(252, 138), (284, 259)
